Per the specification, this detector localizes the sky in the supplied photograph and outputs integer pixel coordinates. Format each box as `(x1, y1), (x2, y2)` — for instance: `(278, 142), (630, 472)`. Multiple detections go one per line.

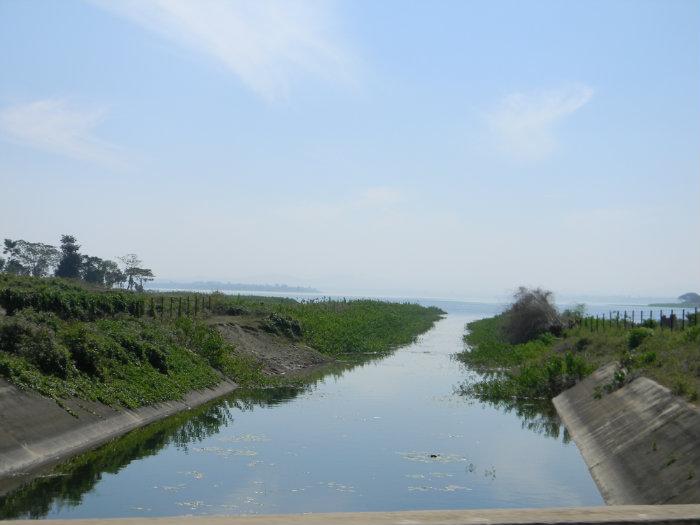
(1, 0), (699, 299)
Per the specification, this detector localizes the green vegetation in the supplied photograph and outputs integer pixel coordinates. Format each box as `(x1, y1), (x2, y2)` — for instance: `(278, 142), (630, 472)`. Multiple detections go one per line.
(0, 275), (443, 409)
(459, 289), (700, 405)
(459, 315), (593, 402)
(210, 293), (444, 355)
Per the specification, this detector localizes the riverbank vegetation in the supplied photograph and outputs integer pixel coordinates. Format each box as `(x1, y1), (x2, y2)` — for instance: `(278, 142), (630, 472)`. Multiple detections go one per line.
(459, 287), (700, 405)
(0, 275), (443, 408)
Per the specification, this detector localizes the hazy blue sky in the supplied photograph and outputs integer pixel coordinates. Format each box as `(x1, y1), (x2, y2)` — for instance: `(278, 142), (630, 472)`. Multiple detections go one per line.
(1, 0), (698, 298)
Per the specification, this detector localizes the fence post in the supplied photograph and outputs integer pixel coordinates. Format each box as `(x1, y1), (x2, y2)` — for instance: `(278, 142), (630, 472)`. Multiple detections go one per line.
(209, 294), (212, 311)
(660, 310), (663, 329)
(194, 296), (198, 317)
(170, 297), (174, 319)
(682, 309), (685, 330)
(186, 297), (190, 317)
(178, 297), (182, 318)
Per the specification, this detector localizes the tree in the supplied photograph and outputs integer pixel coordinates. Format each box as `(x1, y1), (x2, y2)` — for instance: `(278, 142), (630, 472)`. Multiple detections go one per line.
(503, 287), (562, 344)
(55, 235), (82, 279)
(118, 254), (141, 290)
(102, 260), (126, 288)
(127, 267), (154, 292)
(81, 255), (107, 285)
(117, 254), (154, 291)
(3, 238), (60, 277)
(81, 255), (126, 288)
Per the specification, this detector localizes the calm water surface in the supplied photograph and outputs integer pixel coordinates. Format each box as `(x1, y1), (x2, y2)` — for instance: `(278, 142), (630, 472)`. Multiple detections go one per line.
(0, 300), (604, 519)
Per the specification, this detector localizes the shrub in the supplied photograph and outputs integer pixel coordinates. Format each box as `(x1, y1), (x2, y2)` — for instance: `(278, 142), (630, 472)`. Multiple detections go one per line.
(628, 327), (654, 349)
(60, 324), (106, 377)
(0, 316), (71, 378)
(262, 313), (302, 339)
(503, 287), (562, 344)
(29, 330), (72, 378)
(13, 308), (61, 331)
(575, 337), (591, 351)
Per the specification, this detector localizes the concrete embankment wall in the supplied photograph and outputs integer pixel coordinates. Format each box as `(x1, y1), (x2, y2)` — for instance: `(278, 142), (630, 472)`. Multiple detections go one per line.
(4, 505), (700, 525)
(554, 364), (700, 505)
(0, 378), (237, 495)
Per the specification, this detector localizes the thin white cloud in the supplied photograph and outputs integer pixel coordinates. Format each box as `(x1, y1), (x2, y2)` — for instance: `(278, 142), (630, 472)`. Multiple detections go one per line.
(486, 84), (593, 161)
(90, 0), (356, 101)
(0, 99), (123, 167)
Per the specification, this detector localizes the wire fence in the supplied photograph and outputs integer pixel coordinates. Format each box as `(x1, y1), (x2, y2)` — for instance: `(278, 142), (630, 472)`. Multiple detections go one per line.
(578, 307), (699, 332)
(128, 294), (219, 320)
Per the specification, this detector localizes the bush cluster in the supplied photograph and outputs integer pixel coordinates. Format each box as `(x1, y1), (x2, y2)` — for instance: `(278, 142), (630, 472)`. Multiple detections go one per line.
(0, 275), (144, 320)
(502, 287), (562, 344)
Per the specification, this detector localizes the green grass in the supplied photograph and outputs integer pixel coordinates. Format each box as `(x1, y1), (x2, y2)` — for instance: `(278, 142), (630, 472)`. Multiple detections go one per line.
(0, 313), (267, 408)
(0, 276), (444, 408)
(459, 314), (700, 404)
(210, 294), (445, 356)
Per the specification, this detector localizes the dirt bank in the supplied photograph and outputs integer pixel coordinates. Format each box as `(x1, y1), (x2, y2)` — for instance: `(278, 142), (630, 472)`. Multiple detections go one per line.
(554, 364), (700, 504)
(210, 315), (333, 377)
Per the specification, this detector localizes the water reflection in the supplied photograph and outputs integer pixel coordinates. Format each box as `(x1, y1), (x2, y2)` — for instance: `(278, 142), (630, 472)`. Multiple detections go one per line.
(0, 355), (380, 520)
(0, 387), (301, 520)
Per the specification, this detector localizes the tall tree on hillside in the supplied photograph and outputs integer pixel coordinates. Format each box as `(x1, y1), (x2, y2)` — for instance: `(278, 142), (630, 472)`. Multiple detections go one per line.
(3, 238), (60, 277)
(55, 235), (82, 279)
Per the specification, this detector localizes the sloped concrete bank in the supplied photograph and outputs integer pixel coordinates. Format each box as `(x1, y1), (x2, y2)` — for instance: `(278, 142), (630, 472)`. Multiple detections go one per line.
(0, 378), (237, 496)
(554, 364), (700, 505)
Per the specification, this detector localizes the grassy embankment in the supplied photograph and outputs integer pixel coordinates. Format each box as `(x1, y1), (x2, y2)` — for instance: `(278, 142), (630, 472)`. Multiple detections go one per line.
(0, 275), (443, 409)
(459, 314), (700, 404)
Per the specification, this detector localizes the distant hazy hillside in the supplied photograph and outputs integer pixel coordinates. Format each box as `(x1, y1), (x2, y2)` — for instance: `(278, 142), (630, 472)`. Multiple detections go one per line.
(148, 281), (321, 293)
(650, 292), (700, 307)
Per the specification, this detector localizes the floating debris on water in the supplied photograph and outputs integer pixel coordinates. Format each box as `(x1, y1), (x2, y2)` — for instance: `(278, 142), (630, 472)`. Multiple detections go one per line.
(178, 470), (205, 480)
(219, 434), (270, 443)
(193, 447), (258, 458)
(398, 452), (467, 464)
(175, 500), (207, 510)
(156, 483), (187, 492)
(319, 481), (355, 493)
(408, 484), (471, 493)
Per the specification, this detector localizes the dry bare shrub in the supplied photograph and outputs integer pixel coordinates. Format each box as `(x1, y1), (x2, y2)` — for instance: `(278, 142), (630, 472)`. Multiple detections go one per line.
(503, 287), (562, 344)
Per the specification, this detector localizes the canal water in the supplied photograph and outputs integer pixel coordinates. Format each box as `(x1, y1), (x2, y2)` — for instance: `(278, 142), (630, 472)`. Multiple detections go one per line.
(0, 300), (604, 519)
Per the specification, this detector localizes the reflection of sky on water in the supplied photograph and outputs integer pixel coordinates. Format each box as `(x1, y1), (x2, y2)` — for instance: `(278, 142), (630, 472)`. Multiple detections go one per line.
(0, 300), (603, 519)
